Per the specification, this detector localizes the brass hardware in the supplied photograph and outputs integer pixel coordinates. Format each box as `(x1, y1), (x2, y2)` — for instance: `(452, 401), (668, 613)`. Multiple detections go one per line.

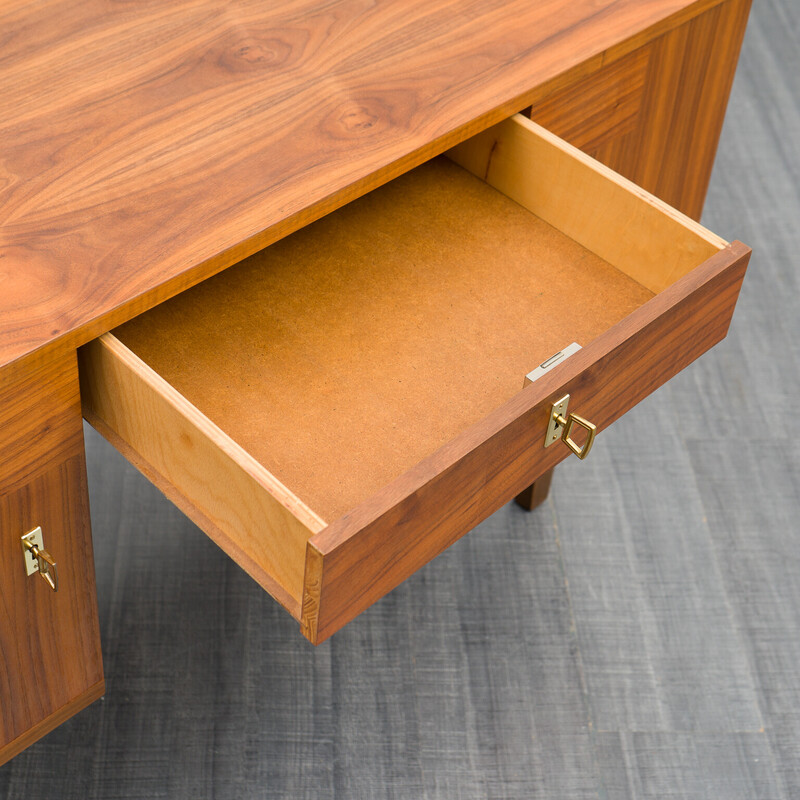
(21, 527), (59, 592)
(544, 394), (596, 460)
(557, 411), (596, 460)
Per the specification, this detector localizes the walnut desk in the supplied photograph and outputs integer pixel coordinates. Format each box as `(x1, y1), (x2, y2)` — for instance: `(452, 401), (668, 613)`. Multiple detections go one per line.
(0, 0), (752, 764)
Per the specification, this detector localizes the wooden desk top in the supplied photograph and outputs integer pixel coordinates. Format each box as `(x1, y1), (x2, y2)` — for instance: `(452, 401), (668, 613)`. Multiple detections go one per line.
(0, 0), (713, 369)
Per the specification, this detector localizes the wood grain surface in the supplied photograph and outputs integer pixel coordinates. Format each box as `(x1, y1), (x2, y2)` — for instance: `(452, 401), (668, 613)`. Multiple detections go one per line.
(0, 455), (104, 765)
(302, 241), (750, 643)
(529, 47), (651, 157)
(0, 0), (724, 369)
(491, 0), (751, 507)
(0, 681), (104, 768)
(530, 0), (752, 220)
(447, 116), (725, 293)
(0, 351), (104, 764)
(0, 351), (85, 495)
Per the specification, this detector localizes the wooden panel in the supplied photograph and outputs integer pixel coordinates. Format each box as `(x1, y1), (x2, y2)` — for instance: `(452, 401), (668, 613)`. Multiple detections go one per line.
(301, 241), (750, 643)
(528, 47), (650, 154)
(0, 680), (104, 767)
(530, 0), (752, 219)
(0, 350), (85, 494)
(0, 0), (726, 369)
(79, 335), (323, 619)
(0, 351), (103, 763)
(448, 115), (725, 293)
(0, 455), (104, 763)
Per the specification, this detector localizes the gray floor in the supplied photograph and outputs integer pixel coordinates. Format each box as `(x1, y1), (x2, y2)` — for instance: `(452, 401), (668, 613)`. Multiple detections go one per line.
(2, 1), (798, 796)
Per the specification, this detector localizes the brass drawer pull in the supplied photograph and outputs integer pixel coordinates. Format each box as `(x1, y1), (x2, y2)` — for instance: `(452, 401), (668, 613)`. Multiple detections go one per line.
(21, 527), (59, 592)
(544, 394), (596, 460)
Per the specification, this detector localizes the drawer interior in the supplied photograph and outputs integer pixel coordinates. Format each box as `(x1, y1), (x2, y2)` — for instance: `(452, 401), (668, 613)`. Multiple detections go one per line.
(81, 115), (729, 627)
(113, 156), (656, 523)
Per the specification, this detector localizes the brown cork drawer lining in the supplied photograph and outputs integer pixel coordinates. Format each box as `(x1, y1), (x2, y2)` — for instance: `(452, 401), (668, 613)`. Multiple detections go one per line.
(79, 116), (735, 641)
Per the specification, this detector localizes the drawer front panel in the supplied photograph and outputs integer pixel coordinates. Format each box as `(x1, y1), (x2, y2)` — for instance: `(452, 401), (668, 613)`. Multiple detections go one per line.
(0, 352), (104, 764)
(0, 459), (104, 764)
(303, 242), (749, 643)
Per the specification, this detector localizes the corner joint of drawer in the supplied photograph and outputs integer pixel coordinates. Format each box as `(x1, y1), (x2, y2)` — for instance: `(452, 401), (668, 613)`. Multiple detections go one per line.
(300, 542), (325, 645)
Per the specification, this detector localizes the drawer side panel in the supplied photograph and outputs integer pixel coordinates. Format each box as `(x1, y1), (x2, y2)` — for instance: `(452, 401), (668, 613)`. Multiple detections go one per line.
(79, 336), (319, 618)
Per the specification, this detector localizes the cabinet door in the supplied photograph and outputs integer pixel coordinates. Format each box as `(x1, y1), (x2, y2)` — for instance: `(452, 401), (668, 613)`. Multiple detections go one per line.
(0, 352), (103, 766)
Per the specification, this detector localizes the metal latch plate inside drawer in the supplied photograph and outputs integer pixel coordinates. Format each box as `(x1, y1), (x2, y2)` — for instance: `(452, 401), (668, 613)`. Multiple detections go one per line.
(525, 342), (582, 384)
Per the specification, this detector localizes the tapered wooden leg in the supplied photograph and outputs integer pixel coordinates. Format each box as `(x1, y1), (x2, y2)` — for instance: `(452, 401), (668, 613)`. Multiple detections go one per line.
(514, 468), (554, 511)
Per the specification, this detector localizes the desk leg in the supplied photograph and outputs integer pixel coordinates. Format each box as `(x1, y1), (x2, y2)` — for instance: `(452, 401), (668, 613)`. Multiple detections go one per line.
(515, 468), (554, 512)
(0, 350), (104, 765)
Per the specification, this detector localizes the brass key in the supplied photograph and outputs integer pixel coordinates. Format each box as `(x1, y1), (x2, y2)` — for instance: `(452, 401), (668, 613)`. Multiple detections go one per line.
(21, 528), (59, 592)
(543, 394), (597, 460)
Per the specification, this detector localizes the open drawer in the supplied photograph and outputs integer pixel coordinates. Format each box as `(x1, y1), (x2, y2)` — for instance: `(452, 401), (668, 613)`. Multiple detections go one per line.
(78, 115), (750, 644)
